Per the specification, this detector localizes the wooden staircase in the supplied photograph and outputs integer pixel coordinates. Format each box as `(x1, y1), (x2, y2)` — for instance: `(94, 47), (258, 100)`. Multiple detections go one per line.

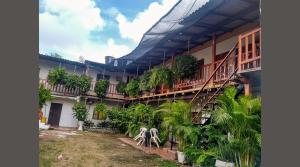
(190, 43), (239, 125)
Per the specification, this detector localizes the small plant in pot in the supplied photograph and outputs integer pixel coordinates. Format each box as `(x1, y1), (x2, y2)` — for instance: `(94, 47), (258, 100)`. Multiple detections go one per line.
(72, 102), (88, 131)
(158, 101), (199, 164)
(94, 103), (108, 120)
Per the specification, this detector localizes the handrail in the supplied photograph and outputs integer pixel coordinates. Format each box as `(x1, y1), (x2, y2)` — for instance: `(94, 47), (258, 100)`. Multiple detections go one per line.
(190, 42), (238, 103)
(192, 68), (238, 122)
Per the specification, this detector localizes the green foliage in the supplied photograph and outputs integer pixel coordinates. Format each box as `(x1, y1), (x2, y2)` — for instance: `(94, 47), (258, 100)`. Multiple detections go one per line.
(38, 84), (52, 109)
(125, 79), (139, 97)
(94, 103), (108, 120)
(172, 55), (198, 80)
(77, 75), (92, 94)
(157, 101), (199, 151)
(184, 146), (201, 165)
(65, 74), (79, 89)
(94, 79), (109, 98)
(211, 87), (261, 167)
(72, 102), (87, 121)
(106, 107), (130, 133)
(148, 67), (173, 88)
(116, 81), (126, 94)
(138, 71), (151, 91)
(47, 67), (67, 85)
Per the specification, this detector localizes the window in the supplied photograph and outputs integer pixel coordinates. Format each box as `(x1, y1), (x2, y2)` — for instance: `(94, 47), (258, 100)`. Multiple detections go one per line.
(96, 74), (110, 81)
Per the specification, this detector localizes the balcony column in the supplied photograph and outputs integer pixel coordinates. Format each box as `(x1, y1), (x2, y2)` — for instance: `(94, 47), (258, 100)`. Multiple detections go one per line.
(212, 32), (216, 69)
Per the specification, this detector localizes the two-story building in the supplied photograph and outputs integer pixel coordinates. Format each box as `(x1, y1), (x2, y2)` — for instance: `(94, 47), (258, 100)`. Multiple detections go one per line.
(39, 0), (261, 128)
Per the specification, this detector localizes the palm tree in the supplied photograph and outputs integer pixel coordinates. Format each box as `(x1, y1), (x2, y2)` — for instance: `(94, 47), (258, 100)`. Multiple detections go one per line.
(157, 101), (199, 151)
(212, 87), (261, 167)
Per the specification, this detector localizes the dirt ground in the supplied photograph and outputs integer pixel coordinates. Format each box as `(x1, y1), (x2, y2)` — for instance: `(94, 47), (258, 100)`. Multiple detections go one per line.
(39, 129), (182, 167)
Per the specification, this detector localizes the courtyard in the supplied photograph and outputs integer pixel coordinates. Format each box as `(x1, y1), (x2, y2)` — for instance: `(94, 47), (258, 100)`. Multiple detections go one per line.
(39, 129), (182, 167)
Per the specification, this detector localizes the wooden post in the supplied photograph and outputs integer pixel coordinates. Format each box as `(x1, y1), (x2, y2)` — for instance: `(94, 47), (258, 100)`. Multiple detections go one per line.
(238, 35), (242, 72)
(211, 32), (216, 83)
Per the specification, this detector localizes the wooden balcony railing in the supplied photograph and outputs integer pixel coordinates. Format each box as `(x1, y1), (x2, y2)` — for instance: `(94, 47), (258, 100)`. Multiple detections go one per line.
(40, 79), (123, 98)
(39, 79), (80, 96)
(238, 27), (261, 73)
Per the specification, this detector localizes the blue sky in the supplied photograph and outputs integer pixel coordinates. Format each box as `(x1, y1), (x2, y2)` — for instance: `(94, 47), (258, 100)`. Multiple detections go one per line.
(39, 0), (178, 63)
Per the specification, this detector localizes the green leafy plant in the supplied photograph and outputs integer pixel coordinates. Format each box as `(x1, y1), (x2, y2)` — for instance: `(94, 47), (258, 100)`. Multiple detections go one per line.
(72, 102), (88, 121)
(78, 75), (92, 94)
(65, 74), (79, 89)
(184, 146), (201, 165)
(148, 67), (173, 89)
(116, 81), (126, 94)
(157, 101), (199, 151)
(94, 103), (108, 120)
(125, 79), (139, 97)
(212, 87), (261, 167)
(106, 107), (130, 133)
(138, 71), (151, 92)
(38, 84), (52, 109)
(172, 55), (198, 80)
(47, 67), (67, 85)
(94, 79), (109, 98)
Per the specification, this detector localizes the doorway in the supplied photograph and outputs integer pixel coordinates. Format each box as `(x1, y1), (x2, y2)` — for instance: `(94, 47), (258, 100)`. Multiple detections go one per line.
(47, 103), (63, 127)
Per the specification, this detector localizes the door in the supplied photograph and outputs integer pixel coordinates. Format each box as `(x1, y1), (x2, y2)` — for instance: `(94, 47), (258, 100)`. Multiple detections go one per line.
(47, 103), (63, 127)
(197, 59), (204, 79)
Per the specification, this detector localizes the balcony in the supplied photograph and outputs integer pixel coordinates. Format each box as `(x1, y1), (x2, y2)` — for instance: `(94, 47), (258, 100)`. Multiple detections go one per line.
(39, 79), (124, 99)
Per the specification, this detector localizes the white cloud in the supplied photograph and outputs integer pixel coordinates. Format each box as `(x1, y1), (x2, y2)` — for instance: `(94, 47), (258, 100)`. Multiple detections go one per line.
(39, 0), (131, 63)
(116, 0), (179, 43)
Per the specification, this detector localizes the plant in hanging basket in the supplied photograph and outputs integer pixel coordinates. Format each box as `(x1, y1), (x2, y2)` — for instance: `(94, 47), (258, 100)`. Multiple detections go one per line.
(125, 79), (139, 97)
(94, 103), (108, 120)
(172, 55), (198, 80)
(138, 71), (151, 94)
(94, 79), (109, 98)
(116, 81), (126, 94)
(148, 67), (173, 89)
(47, 67), (67, 85)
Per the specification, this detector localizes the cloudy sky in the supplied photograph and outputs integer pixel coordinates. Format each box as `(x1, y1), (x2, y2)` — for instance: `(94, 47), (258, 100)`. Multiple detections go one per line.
(39, 0), (179, 63)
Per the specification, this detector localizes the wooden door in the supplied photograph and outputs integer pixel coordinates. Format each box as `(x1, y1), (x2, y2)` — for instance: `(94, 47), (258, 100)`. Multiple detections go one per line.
(198, 59), (204, 79)
(47, 103), (63, 127)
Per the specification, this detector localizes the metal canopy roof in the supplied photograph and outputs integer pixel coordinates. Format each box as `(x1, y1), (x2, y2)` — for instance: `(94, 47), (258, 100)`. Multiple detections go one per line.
(114, 0), (260, 73)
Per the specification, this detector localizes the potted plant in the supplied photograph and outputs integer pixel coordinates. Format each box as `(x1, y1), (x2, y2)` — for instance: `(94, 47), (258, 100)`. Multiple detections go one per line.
(138, 71), (151, 96)
(172, 55), (198, 81)
(116, 80), (126, 94)
(65, 74), (79, 90)
(72, 102), (88, 131)
(94, 79), (109, 98)
(158, 101), (199, 164)
(78, 75), (92, 95)
(47, 67), (67, 85)
(148, 67), (173, 93)
(38, 84), (52, 121)
(94, 103), (108, 120)
(125, 79), (139, 97)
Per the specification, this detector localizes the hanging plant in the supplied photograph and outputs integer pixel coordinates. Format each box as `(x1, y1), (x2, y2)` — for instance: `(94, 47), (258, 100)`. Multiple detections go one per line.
(172, 55), (198, 80)
(125, 79), (139, 97)
(94, 103), (108, 120)
(78, 75), (92, 94)
(94, 79), (109, 98)
(47, 67), (67, 85)
(138, 71), (151, 92)
(38, 84), (52, 109)
(116, 81), (126, 94)
(65, 74), (80, 90)
(148, 67), (173, 88)
(72, 102), (87, 121)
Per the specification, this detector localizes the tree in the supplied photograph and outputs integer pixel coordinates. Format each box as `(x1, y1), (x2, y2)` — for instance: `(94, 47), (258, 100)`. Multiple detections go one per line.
(78, 56), (85, 63)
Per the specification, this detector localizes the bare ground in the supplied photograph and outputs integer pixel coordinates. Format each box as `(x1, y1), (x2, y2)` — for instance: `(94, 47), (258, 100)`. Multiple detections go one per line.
(39, 130), (182, 167)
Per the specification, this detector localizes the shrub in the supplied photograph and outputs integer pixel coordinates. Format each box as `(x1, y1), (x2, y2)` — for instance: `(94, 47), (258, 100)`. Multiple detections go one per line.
(148, 67), (173, 88)
(138, 71), (151, 91)
(94, 103), (108, 120)
(47, 67), (67, 85)
(125, 79), (139, 97)
(172, 55), (198, 80)
(106, 107), (130, 133)
(83, 120), (95, 128)
(94, 79), (109, 98)
(116, 81), (126, 94)
(72, 102), (87, 121)
(38, 84), (52, 109)
(78, 75), (92, 94)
